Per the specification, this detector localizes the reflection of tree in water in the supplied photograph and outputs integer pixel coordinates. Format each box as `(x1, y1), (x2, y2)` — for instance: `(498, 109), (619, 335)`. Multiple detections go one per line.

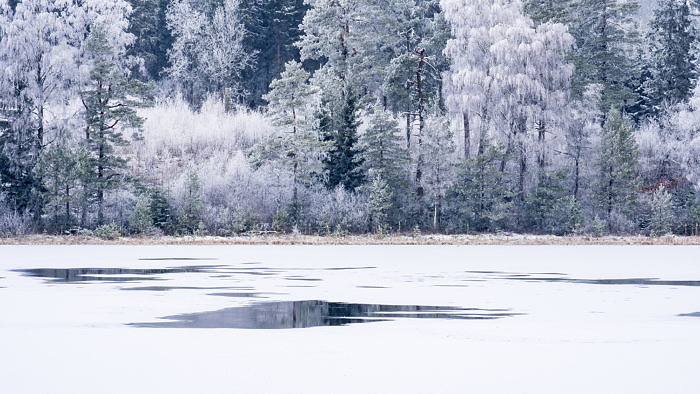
(132, 301), (517, 329)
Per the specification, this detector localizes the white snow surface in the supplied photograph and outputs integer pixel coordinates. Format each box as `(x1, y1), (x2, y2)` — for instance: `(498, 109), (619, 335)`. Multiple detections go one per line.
(1, 245), (699, 393)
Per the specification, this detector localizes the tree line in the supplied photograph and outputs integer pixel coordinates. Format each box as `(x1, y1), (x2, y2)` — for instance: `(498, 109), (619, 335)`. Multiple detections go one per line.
(1, 0), (700, 237)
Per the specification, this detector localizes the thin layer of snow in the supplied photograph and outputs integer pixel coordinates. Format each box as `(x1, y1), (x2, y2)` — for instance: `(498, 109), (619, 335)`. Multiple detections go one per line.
(1, 245), (699, 393)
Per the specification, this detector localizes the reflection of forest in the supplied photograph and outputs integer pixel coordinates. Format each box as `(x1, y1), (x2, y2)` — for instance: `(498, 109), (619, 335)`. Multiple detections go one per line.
(133, 301), (514, 329)
(19, 267), (202, 282)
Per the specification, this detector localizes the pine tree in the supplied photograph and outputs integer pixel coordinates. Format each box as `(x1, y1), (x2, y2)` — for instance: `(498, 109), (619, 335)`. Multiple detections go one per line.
(360, 103), (410, 187)
(595, 108), (640, 231)
(256, 60), (322, 220)
(129, 194), (154, 235)
(643, 0), (697, 117)
(325, 88), (365, 191)
(80, 24), (150, 225)
(360, 103), (411, 226)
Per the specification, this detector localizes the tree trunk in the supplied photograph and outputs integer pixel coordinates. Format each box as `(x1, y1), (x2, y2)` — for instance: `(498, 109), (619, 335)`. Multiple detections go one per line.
(463, 112), (470, 159)
(415, 48), (425, 218)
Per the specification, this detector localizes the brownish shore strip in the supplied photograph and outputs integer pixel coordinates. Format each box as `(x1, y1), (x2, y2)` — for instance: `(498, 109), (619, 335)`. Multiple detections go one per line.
(1, 234), (700, 246)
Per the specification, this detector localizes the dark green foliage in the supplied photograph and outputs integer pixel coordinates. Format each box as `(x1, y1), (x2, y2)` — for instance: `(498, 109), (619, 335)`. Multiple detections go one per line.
(0, 115), (37, 214)
(33, 142), (90, 231)
(324, 88), (365, 192)
(148, 187), (171, 231)
(127, 0), (173, 80)
(446, 138), (515, 233)
(571, 0), (640, 115)
(523, 0), (577, 25)
(595, 109), (640, 229)
(524, 168), (570, 234)
(239, 0), (309, 107)
(360, 104), (411, 225)
(643, 0), (697, 117)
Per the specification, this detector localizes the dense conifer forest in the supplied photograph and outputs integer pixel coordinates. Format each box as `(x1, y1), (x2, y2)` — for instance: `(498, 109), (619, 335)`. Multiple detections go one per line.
(2, 0), (700, 238)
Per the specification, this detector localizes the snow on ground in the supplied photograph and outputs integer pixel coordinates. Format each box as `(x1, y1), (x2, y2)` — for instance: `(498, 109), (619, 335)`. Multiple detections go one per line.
(1, 245), (699, 393)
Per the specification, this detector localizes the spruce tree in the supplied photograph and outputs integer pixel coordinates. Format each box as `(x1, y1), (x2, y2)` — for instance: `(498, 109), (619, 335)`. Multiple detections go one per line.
(126, 0), (173, 80)
(571, 0), (640, 115)
(643, 0), (697, 116)
(446, 136), (515, 233)
(33, 142), (90, 231)
(239, 0), (308, 107)
(523, 0), (576, 25)
(325, 88), (365, 192)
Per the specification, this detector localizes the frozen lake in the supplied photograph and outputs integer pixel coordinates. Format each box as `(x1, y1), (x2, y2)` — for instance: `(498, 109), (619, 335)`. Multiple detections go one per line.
(1, 245), (700, 393)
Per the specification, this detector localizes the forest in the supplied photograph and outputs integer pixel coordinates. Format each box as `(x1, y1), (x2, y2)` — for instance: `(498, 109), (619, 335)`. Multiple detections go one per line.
(1, 0), (699, 238)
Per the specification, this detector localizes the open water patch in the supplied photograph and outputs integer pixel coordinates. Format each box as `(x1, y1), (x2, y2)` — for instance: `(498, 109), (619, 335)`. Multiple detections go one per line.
(16, 266), (213, 283)
(130, 300), (519, 329)
(505, 276), (700, 287)
(679, 312), (700, 318)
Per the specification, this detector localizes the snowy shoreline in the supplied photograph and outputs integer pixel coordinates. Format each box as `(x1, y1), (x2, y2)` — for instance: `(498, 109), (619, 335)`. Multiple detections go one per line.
(2, 233), (699, 246)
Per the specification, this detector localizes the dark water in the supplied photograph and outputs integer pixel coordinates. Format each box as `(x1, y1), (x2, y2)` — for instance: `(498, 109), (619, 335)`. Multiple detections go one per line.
(505, 276), (700, 287)
(15, 267), (212, 282)
(679, 312), (700, 318)
(130, 301), (519, 329)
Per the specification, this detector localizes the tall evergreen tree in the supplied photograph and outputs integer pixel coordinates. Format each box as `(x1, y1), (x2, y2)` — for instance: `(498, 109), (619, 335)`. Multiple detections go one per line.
(360, 103), (411, 226)
(324, 88), (364, 191)
(126, 0), (173, 80)
(595, 108), (640, 231)
(239, 0), (308, 107)
(256, 60), (322, 220)
(570, 0), (640, 115)
(643, 0), (697, 117)
(80, 24), (149, 225)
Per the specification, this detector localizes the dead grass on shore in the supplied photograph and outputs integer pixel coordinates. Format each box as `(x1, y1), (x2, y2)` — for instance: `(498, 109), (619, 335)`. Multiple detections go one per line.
(2, 233), (700, 246)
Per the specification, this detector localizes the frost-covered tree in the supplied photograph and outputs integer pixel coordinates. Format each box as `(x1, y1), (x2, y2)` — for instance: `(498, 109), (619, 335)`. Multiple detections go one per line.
(442, 0), (573, 215)
(0, 0), (81, 151)
(649, 184), (673, 236)
(166, 0), (255, 105)
(423, 107), (454, 229)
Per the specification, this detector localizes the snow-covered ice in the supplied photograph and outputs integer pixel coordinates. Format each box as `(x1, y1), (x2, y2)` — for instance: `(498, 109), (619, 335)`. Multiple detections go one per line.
(1, 245), (699, 393)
